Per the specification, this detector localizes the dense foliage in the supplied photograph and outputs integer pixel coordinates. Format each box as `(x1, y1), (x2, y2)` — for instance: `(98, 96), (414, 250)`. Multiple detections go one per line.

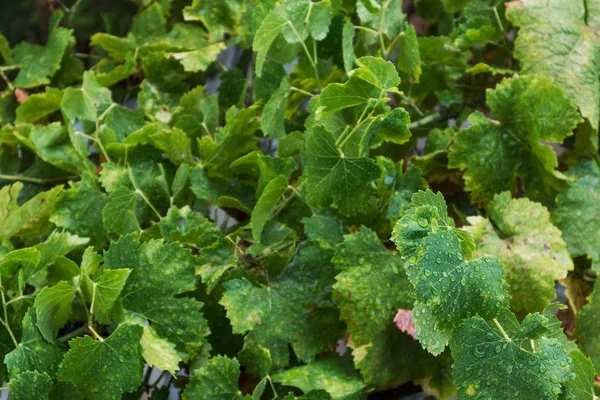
(0, 0), (599, 399)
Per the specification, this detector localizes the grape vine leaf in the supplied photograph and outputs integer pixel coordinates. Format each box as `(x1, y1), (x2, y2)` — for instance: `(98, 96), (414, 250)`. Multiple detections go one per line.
(8, 371), (53, 400)
(506, 0), (600, 138)
(396, 25), (422, 82)
(553, 161), (600, 271)
(449, 75), (581, 203)
(304, 124), (380, 216)
(450, 309), (575, 399)
(183, 356), (250, 400)
(104, 235), (210, 359)
(318, 56), (399, 115)
(220, 242), (344, 370)
(6, 17), (73, 88)
(302, 214), (345, 249)
(413, 230), (509, 330)
(34, 280), (76, 341)
(412, 303), (452, 356)
(124, 312), (182, 375)
(0, 183), (63, 241)
(272, 356), (365, 400)
(350, 322), (443, 388)
(57, 323), (144, 400)
(15, 87), (63, 123)
(332, 227), (412, 346)
(251, 174), (289, 242)
(565, 349), (596, 400)
(82, 265), (131, 325)
(253, 0), (333, 76)
(51, 179), (108, 248)
(575, 284), (600, 373)
(466, 192), (573, 313)
(262, 76), (290, 138)
(5, 308), (64, 379)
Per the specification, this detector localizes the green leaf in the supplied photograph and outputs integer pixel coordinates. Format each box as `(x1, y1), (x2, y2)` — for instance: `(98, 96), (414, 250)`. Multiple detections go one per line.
(332, 227), (412, 345)
(57, 323), (144, 400)
(22, 123), (90, 173)
(34, 280), (76, 342)
(553, 161), (600, 271)
(319, 57), (398, 115)
(9, 24), (73, 88)
(5, 308), (64, 378)
(51, 180), (108, 248)
(183, 0), (244, 39)
(220, 243), (344, 370)
(342, 19), (356, 73)
(506, 0), (600, 135)
(262, 76), (290, 138)
(0, 183), (63, 241)
(183, 356), (250, 400)
(83, 268), (131, 325)
(396, 25), (422, 82)
(253, 0), (333, 76)
(451, 309), (575, 400)
(15, 87), (63, 123)
(412, 303), (452, 356)
(253, 4), (288, 77)
(576, 284), (600, 373)
(466, 192), (573, 313)
(60, 71), (112, 124)
(302, 214), (345, 249)
(413, 230), (509, 330)
(8, 371), (53, 400)
(360, 107), (411, 154)
(104, 235), (209, 359)
(102, 186), (141, 236)
(304, 124), (380, 216)
(564, 349), (596, 400)
(251, 175), (288, 242)
(449, 75), (581, 203)
(124, 312), (182, 375)
(351, 322), (442, 388)
(169, 43), (227, 72)
(272, 356), (365, 400)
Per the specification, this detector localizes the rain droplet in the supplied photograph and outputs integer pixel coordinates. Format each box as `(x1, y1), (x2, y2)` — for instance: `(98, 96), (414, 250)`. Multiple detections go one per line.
(418, 217), (429, 228)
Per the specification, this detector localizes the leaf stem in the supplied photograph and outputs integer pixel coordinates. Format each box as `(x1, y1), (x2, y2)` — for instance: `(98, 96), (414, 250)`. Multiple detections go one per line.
(0, 68), (14, 91)
(58, 324), (89, 342)
(5, 294), (32, 306)
(408, 112), (442, 130)
(88, 283), (97, 324)
(378, 0), (392, 58)
(493, 318), (511, 342)
(290, 86), (313, 97)
(0, 283), (18, 347)
(0, 174), (77, 184)
(88, 325), (104, 341)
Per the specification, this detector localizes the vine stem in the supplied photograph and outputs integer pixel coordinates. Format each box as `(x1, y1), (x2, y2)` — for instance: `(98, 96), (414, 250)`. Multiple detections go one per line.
(0, 174), (77, 184)
(378, 0), (391, 58)
(493, 318), (511, 342)
(290, 86), (313, 97)
(0, 279), (18, 347)
(58, 324), (89, 342)
(409, 112), (442, 130)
